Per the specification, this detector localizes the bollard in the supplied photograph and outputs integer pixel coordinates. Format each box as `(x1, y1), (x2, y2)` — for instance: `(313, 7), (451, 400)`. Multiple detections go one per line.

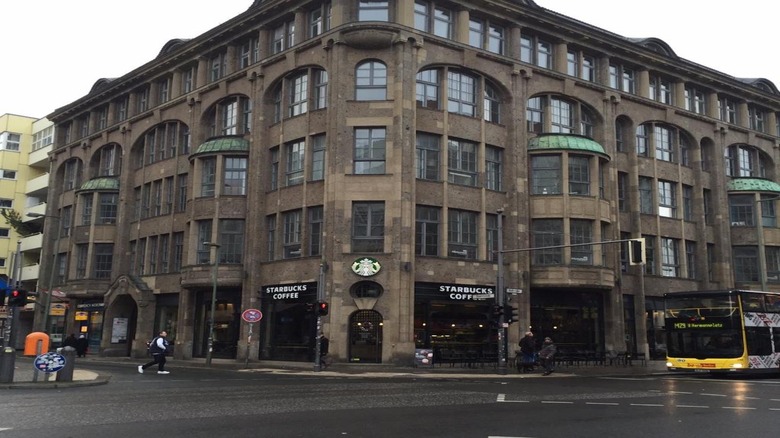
(56, 346), (76, 382)
(0, 347), (15, 383)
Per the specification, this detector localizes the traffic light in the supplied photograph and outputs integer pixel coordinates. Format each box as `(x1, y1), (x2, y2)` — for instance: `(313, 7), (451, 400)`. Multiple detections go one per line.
(492, 305), (504, 318)
(305, 302), (315, 313)
(8, 289), (28, 307)
(629, 238), (646, 265)
(506, 306), (519, 324)
(317, 301), (329, 316)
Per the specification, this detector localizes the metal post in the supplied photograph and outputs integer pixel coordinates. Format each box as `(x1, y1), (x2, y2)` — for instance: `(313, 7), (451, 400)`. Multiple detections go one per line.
(204, 242), (220, 367)
(496, 209), (507, 375)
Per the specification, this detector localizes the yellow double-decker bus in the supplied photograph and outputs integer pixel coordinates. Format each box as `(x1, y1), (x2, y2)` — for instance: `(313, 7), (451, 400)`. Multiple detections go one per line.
(664, 289), (780, 373)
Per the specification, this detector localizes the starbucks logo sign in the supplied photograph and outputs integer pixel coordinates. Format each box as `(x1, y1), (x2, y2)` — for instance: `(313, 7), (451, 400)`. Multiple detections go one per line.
(351, 257), (381, 277)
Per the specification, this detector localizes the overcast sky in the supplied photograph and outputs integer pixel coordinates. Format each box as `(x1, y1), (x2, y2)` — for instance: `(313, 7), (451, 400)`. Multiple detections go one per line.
(3, 0), (778, 118)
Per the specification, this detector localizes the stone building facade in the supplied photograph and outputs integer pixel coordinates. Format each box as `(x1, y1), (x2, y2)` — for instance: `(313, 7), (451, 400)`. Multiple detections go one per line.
(41, 0), (780, 365)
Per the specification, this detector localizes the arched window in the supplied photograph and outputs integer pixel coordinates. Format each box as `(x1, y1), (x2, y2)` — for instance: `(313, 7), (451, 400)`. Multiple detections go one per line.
(635, 122), (691, 164)
(725, 144), (770, 178)
(526, 95), (595, 137)
(271, 68), (328, 123)
(355, 61), (387, 101)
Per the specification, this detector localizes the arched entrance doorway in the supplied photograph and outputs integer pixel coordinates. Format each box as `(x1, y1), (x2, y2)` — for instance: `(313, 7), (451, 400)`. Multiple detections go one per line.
(348, 309), (383, 363)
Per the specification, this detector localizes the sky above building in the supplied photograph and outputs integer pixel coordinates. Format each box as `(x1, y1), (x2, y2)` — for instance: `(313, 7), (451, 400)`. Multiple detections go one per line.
(3, 0), (778, 119)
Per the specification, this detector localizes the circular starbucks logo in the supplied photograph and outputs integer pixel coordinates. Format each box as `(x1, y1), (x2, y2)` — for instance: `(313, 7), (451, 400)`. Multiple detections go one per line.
(351, 257), (381, 277)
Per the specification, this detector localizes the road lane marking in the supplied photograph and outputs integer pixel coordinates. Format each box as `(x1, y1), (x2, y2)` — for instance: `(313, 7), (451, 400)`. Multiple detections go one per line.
(701, 393), (727, 397)
(667, 391), (693, 395)
(630, 403), (664, 407)
(676, 405), (709, 408)
(541, 401), (573, 404)
(585, 402), (619, 406)
(722, 406), (756, 410)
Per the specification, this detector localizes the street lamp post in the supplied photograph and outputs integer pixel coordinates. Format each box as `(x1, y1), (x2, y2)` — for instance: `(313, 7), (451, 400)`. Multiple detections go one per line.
(27, 212), (60, 334)
(203, 242), (220, 366)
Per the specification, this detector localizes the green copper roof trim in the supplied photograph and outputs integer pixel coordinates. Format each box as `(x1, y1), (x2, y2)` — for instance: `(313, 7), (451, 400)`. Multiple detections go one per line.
(528, 134), (609, 158)
(78, 177), (120, 192)
(727, 178), (780, 193)
(192, 136), (249, 156)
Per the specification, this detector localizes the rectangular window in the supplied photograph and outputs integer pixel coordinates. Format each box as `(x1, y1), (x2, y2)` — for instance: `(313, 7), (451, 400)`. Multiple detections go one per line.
(531, 155), (561, 195)
(286, 140), (305, 186)
(289, 73), (308, 117)
(158, 77), (171, 104)
(220, 219), (245, 264)
(270, 147), (279, 190)
(358, 1), (389, 21)
(486, 213), (498, 262)
(201, 157), (216, 197)
(570, 219), (593, 265)
(176, 174), (188, 212)
(649, 75), (672, 104)
(116, 96), (129, 122)
(520, 34), (552, 68)
(703, 189), (713, 225)
(416, 132), (440, 180)
(196, 220), (213, 264)
(267, 215), (276, 261)
(682, 184), (693, 221)
(760, 195), (777, 228)
(685, 240), (696, 279)
(729, 195), (754, 226)
(661, 238), (679, 277)
(99, 194), (118, 224)
(568, 155), (590, 195)
(639, 176), (653, 214)
(448, 209), (477, 259)
(447, 138), (477, 186)
(309, 206), (323, 256)
(415, 205), (440, 256)
(310, 134), (326, 181)
(314, 70), (328, 110)
(60, 206), (72, 237)
(76, 244), (88, 279)
(433, 7), (453, 38)
(527, 96), (544, 133)
(644, 235), (656, 275)
(148, 236), (158, 274)
(354, 128), (386, 174)
(352, 202), (385, 253)
(719, 97), (737, 123)
(658, 180), (676, 218)
(209, 52), (227, 82)
(172, 232), (184, 272)
(182, 66), (196, 94)
(447, 71), (476, 117)
(94, 243), (114, 279)
(654, 126), (673, 162)
(416, 69), (439, 109)
(136, 87), (150, 113)
(734, 246), (759, 283)
(532, 219), (563, 265)
(160, 234), (170, 274)
(283, 210), (302, 258)
(485, 146), (502, 191)
(617, 172), (628, 212)
(469, 18), (504, 53)
(81, 194), (93, 225)
(685, 87), (706, 115)
(309, 4), (331, 37)
(224, 157), (247, 196)
(749, 105), (766, 132)
(239, 37), (259, 68)
(609, 64), (635, 94)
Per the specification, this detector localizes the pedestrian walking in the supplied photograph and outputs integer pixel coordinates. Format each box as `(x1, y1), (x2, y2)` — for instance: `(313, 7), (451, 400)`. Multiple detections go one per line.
(138, 331), (171, 375)
(539, 337), (557, 376)
(75, 334), (89, 357)
(518, 331), (536, 373)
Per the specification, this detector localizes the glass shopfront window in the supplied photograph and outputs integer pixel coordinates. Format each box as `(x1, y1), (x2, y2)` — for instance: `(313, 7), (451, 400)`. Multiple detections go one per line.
(259, 282), (317, 361)
(530, 290), (604, 355)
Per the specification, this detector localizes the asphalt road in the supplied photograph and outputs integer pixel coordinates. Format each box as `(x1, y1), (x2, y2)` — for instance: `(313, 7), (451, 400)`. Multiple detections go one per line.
(1, 363), (779, 437)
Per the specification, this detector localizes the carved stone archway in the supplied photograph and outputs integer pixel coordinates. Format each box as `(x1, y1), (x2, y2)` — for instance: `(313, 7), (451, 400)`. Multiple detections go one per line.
(101, 275), (155, 357)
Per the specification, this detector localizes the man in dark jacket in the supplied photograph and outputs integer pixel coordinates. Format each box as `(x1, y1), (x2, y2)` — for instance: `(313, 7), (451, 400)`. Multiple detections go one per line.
(518, 331), (536, 373)
(138, 331), (170, 375)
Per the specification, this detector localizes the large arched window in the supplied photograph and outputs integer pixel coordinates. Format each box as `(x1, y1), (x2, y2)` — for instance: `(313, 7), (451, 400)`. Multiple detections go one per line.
(526, 95), (595, 137)
(206, 95), (252, 137)
(272, 68), (328, 123)
(417, 67), (502, 123)
(355, 61), (387, 101)
(725, 144), (771, 178)
(132, 121), (190, 169)
(92, 143), (122, 178)
(634, 122), (691, 165)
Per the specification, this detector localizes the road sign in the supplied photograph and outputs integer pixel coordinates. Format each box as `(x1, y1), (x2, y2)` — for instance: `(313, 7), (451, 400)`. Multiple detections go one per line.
(33, 352), (66, 374)
(241, 308), (263, 323)
(506, 288), (523, 294)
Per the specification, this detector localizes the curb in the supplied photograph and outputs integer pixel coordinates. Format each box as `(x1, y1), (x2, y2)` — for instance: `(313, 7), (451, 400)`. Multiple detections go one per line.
(0, 372), (111, 390)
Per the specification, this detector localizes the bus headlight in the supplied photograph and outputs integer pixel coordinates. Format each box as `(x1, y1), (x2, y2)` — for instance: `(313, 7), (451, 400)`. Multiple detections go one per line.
(665, 361), (673, 367)
(731, 363), (743, 368)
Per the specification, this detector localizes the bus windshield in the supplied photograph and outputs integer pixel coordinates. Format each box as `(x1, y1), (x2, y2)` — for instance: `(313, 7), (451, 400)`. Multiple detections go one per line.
(665, 294), (743, 359)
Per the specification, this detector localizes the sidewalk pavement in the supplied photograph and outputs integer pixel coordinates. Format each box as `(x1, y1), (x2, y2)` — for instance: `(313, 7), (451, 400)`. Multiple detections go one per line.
(1, 353), (672, 389)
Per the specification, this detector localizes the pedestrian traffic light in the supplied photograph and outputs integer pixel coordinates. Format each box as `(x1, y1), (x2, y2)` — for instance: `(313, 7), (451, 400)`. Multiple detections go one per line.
(629, 238), (646, 265)
(492, 305), (504, 317)
(506, 306), (519, 324)
(317, 301), (329, 316)
(305, 302), (315, 313)
(8, 289), (28, 307)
